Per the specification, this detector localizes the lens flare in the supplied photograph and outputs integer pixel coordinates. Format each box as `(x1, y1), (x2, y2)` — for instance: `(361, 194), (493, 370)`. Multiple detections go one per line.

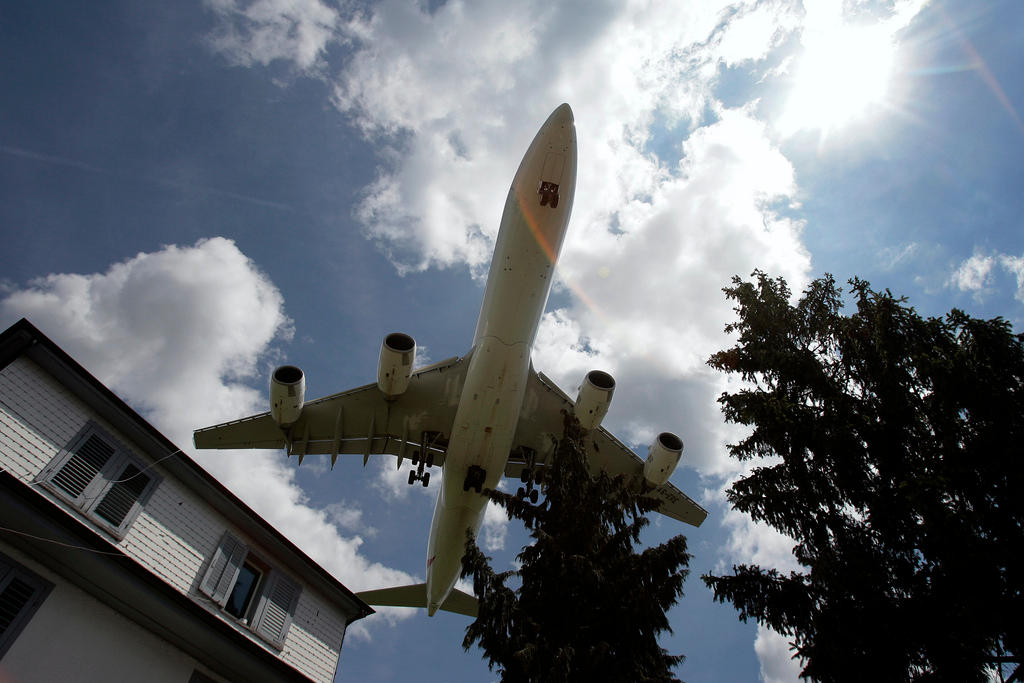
(779, 24), (898, 135)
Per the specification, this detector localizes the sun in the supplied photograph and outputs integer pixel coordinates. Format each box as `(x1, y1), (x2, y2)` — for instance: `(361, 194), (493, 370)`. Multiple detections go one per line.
(778, 24), (898, 135)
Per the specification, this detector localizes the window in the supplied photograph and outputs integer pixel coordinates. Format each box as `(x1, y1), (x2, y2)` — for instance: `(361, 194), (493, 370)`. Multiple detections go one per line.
(225, 559), (263, 619)
(200, 532), (302, 648)
(37, 423), (161, 538)
(0, 552), (54, 659)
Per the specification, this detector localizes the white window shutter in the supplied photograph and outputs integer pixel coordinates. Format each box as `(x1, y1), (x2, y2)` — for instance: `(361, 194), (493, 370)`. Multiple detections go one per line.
(200, 532), (247, 606)
(255, 572), (301, 648)
(93, 462), (152, 528)
(49, 433), (115, 500)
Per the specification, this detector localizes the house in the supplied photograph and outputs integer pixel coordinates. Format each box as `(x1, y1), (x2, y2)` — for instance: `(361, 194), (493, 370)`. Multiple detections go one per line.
(0, 318), (373, 682)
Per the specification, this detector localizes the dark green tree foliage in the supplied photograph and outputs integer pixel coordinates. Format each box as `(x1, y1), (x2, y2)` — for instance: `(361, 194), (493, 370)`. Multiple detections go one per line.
(703, 272), (1024, 682)
(462, 413), (692, 682)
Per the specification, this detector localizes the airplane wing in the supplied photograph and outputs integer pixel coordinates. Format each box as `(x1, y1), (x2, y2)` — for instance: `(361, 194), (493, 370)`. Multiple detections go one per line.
(193, 355), (469, 467)
(195, 354), (707, 526)
(509, 367), (708, 527)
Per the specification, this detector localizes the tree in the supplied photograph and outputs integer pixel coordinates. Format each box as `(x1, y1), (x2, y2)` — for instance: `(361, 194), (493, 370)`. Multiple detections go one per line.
(703, 271), (1024, 682)
(461, 412), (692, 683)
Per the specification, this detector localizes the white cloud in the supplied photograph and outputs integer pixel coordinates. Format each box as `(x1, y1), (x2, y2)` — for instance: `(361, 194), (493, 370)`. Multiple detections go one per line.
(411, 343), (434, 371)
(719, 497), (801, 576)
(204, 0), (812, 285)
(950, 251), (995, 293)
(0, 238), (415, 623)
(949, 250), (1024, 303)
(481, 499), (510, 552)
(205, 0), (340, 72)
(2, 237), (288, 424)
(319, 0), (768, 275)
(755, 626), (802, 683)
(325, 500), (374, 536)
(999, 254), (1024, 302)
(716, 2), (797, 68)
(878, 242), (920, 270)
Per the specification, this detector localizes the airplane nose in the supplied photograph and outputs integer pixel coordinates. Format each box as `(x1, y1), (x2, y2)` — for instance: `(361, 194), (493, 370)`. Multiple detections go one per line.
(554, 102), (573, 123)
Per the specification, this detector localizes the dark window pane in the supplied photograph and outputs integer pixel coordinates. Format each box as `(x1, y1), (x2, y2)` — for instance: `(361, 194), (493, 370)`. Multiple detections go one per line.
(225, 563), (261, 619)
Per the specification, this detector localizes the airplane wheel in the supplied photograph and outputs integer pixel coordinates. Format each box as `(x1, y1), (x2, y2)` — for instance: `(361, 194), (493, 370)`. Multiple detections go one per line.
(529, 489), (539, 504)
(411, 451), (420, 466)
(517, 487), (525, 499)
(426, 452), (435, 468)
(520, 469), (530, 483)
(408, 471), (416, 486)
(422, 472), (430, 487)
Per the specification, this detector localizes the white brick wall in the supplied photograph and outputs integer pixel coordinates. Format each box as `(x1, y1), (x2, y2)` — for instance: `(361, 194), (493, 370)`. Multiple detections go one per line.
(0, 356), (352, 683)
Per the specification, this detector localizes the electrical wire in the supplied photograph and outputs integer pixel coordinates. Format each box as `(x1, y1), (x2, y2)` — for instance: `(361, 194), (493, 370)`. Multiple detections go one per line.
(106, 449), (183, 483)
(0, 524), (128, 557)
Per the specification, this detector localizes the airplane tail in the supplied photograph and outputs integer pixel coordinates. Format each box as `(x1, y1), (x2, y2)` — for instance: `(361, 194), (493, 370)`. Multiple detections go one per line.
(355, 583), (478, 618)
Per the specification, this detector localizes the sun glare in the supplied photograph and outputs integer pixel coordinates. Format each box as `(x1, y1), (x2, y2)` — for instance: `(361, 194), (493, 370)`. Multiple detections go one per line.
(779, 24), (898, 135)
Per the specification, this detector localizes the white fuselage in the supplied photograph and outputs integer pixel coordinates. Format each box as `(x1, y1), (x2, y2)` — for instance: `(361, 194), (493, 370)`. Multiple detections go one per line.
(425, 104), (577, 615)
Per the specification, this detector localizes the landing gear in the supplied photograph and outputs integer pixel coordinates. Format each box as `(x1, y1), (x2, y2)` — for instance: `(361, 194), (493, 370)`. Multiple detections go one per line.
(408, 469), (430, 487)
(516, 486), (539, 504)
(408, 450), (429, 486)
(407, 431), (443, 487)
(538, 181), (560, 208)
(463, 465), (486, 493)
(515, 449), (542, 504)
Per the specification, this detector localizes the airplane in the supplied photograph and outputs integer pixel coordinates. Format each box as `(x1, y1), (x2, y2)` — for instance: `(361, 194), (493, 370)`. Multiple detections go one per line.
(193, 103), (707, 618)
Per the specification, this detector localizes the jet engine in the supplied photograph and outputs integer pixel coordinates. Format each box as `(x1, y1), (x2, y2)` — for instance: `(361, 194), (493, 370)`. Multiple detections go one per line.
(643, 432), (683, 487)
(270, 365), (305, 427)
(574, 370), (615, 430)
(377, 332), (416, 398)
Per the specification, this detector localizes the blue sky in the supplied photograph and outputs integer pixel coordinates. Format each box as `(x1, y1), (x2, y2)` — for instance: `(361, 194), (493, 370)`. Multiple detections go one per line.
(2, 1), (1022, 681)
